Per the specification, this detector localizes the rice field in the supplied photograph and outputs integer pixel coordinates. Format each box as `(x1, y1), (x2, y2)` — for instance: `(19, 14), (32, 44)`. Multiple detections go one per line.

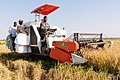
(0, 39), (120, 80)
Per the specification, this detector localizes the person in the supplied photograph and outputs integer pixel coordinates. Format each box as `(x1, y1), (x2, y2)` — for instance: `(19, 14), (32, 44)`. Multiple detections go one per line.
(39, 16), (50, 40)
(17, 19), (25, 34)
(39, 16), (51, 54)
(8, 22), (17, 51)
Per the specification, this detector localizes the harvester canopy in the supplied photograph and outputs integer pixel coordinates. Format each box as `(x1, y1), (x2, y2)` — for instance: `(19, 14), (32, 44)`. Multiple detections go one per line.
(31, 4), (59, 15)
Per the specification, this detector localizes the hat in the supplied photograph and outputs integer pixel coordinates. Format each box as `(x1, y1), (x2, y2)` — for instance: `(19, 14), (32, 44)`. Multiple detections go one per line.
(18, 19), (23, 22)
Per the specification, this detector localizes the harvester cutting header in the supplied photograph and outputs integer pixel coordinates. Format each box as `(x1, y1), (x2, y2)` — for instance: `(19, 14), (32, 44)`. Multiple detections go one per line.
(6, 4), (111, 64)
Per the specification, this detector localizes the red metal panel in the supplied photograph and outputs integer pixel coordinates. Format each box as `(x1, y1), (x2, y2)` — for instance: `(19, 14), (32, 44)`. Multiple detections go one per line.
(50, 47), (72, 63)
(31, 4), (59, 15)
(52, 41), (79, 52)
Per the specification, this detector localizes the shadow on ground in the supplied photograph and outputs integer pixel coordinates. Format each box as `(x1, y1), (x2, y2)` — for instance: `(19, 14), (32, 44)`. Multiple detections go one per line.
(0, 53), (58, 70)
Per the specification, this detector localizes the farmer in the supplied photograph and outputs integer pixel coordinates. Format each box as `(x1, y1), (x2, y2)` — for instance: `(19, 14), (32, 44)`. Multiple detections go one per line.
(39, 16), (50, 40)
(17, 19), (26, 34)
(8, 22), (17, 51)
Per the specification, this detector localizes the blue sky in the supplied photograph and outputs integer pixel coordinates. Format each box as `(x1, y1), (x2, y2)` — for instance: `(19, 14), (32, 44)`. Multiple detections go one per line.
(0, 0), (120, 39)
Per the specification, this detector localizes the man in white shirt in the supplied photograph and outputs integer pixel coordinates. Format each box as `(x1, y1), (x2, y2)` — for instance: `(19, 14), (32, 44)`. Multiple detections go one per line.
(8, 22), (17, 51)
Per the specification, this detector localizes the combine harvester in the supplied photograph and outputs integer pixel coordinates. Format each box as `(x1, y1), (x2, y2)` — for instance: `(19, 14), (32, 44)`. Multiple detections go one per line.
(7, 4), (111, 64)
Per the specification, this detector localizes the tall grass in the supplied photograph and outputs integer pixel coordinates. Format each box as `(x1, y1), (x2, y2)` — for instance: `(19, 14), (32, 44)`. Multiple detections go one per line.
(83, 40), (120, 75)
(0, 40), (5, 45)
(46, 64), (112, 80)
(0, 39), (120, 80)
(0, 59), (112, 80)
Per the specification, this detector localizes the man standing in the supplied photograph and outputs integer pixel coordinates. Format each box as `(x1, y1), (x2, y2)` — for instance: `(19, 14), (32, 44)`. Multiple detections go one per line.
(8, 22), (17, 51)
(17, 19), (25, 33)
(39, 16), (50, 40)
(39, 16), (51, 54)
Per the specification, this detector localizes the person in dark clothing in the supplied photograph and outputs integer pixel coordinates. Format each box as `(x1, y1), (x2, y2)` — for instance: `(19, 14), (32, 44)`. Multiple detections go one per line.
(39, 16), (50, 40)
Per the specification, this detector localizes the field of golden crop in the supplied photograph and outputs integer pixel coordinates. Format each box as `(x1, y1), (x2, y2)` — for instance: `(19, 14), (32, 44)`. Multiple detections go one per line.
(0, 39), (120, 80)
(0, 40), (6, 45)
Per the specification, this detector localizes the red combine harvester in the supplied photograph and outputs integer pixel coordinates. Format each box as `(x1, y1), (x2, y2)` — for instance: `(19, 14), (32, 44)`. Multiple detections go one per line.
(6, 4), (111, 64)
